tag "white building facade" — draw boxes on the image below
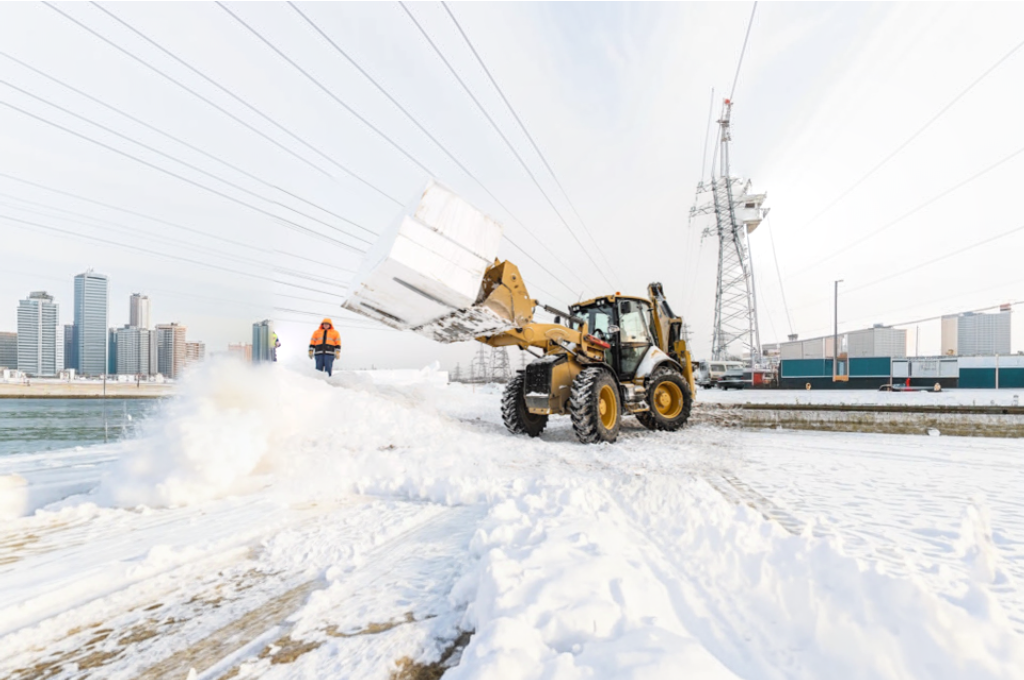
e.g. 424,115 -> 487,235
17,291 -> 61,377
74,271 -> 109,376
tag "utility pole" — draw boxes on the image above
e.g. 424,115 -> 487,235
833,279 -> 843,380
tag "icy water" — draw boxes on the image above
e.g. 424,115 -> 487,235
0,398 -> 160,456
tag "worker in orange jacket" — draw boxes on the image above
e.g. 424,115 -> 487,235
309,318 -> 341,376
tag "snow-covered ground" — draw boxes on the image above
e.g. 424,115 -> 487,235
1,360 -> 1022,679
699,386 -> 1023,407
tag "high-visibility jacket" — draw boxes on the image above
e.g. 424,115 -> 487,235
309,318 -> 342,355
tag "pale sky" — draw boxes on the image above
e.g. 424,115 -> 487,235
2,2 -> 1022,370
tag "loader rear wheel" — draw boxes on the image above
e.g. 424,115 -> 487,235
636,367 -> 693,432
502,371 -> 548,437
570,367 -> 621,444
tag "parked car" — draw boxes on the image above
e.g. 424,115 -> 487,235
717,367 -> 748,390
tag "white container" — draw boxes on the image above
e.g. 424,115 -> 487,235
343,181 -> 509,341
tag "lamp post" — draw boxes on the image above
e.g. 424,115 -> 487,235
833,279 -> 843,380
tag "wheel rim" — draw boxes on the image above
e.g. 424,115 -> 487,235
653,382 -> 683,419
598,384 -> 617,430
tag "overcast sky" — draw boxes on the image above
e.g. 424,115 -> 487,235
2,2 -> 1022,370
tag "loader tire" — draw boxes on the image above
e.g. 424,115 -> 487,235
637,366 -> 692,432
570,367 -> 621,444
502,371 -> 548,437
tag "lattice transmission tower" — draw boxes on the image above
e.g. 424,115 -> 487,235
689,98 -> 768,365
469,344 -> 490,383
489,346 -> 512,383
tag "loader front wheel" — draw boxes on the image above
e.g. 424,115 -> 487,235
637,367 -> 693,431
502,371 -> 548,437
570,367 -> 621,444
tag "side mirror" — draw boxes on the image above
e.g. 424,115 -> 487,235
608,325 -> 620,334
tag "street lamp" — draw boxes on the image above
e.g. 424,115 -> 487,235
833,279 -> 843,381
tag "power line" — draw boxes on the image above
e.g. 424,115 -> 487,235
0,48 -> 376,240
0,194 -> 268,270
0,76 -> 374,248
277,250 -> 354,272
699,88 -> 716,182
791,222 -> 1024,313
793,34 -> 1024,237
218,1 -> 433,176
730,3 -> 758,100
763,215 -> 793,335
440,1 -> 619,280
786,141 -> 1024,281
274,268 -> 346,288
0,97 -> 363,252
271,279 -> 347,299
3,212 -> 268,280
0,171 -> 269,255
45,2 -> 340,181
90,1 -> 404,208
270,2 -> 587,298
843,223 -> 1024,296
400,2 -> 613,289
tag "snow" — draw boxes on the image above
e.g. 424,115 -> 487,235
699,387 -> 1024,407
342,181 -> 508,341
1,359 -> 1023,679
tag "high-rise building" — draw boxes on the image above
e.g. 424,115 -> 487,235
108,328 -> 118,375
228,342 -> 253,362
130,293 -> 151,329
17,291 -> 60,377
0,331 -> 17,369
252,320 -> 274,363
185,341 -> 206,369
74,270 -> 109,376
116,325 -> 157,376
156,323 -> 187,378
941,315 -> 958,356
953,309 -> 1012,357
63,324 -> 78,371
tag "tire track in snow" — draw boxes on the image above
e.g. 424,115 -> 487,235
139,503 -> 483,680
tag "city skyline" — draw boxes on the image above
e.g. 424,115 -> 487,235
1,267 -> 219,377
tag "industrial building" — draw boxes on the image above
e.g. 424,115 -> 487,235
941,308 -> 1011,356
778,354 -> 1023,390
779,325 -> 907,361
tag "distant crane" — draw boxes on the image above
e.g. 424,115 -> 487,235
689,98 -> 768,366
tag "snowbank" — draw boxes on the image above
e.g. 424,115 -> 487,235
2,359 -> 1022,678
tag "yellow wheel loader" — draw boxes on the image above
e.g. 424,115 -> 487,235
340,181 -> 696,444
471,260 -> 695,444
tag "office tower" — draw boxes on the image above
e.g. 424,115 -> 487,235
156,323 -> 187,378
17,291 -> 60,377
228,343 -> 253,362
252,319 -> 274,363
108,328 -> 118,375
74,270 -> 109,376
130,293 -> 151,329
955,309 -> 1012,357
185,341 -> 206,370
116,325 -> 156,376
63,324 -> 77,371
0,331 -> 17,369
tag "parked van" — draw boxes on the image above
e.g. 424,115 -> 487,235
697,360 -> 746,389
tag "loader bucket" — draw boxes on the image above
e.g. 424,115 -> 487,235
342,182 -> 532,343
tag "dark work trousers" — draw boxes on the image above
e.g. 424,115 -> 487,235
315,353 -> 335,376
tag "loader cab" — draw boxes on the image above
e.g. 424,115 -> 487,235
571,296 -> 655,380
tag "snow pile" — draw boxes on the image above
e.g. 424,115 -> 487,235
4,360 -> 1023,678
448,476 -> 1024,679
0,474 -> 28,520
94,358 -> 322,507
